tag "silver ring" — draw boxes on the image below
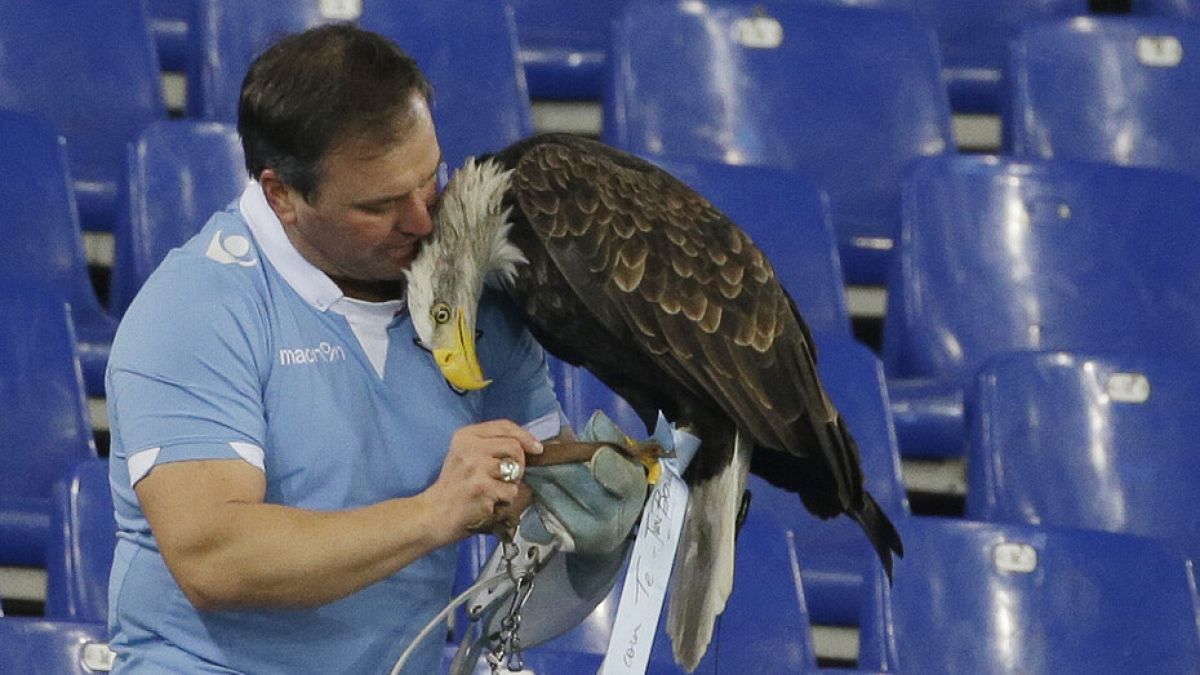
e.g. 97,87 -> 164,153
498,458 -> 522,483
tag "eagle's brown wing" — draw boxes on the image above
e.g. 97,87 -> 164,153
499,134 -> 863,514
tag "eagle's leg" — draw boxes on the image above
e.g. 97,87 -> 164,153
665,429 -> 753,672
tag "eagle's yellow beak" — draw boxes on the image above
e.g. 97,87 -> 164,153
432,307 -> 491,391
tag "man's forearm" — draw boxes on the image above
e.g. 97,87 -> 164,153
167,492 -> 456,611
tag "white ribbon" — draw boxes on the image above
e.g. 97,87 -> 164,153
599,413 -> 700,675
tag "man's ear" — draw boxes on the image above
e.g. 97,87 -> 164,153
259,169 -> 301,226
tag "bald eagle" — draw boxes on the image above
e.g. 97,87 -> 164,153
405,134 -> 902,670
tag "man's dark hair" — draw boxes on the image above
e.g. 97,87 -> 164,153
238,24 -> 434,201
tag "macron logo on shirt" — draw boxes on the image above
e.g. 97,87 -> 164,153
206,231 -> 258,266
279,341 -> 348,366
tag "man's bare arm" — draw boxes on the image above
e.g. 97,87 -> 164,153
136,420 -> 542,611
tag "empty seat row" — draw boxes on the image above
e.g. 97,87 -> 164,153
0,0 -> 531,232
605,5 -> 1200,283
883,155 -> 1200,458
8,518 -> 1196,672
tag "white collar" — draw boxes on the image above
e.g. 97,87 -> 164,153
239,181 -> 345,311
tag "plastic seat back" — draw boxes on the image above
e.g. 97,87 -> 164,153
967,351 -> 1200,561
111,121 -> 246,315
0,281 -> 97,566
860,518 -> 1200,674
605,1 -> 953,284
189,0 -> 531,170
884,154 -> 1200,384
146,0 -> 191,70
509,0 -> 625,100
918,0 -> 1087,112
0,1 -> 165,231
0,111 -> 117,394
45,459 -> 116,623
0,619 -> 113,674
1008,17 -> 1200,178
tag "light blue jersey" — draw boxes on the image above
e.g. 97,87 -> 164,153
106,183 -> 561,674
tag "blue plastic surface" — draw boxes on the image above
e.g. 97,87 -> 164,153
1134,0 -> 1200,17
147,0 -> 191,70
883,154 -> 1200,457
0,619 -> 110,674
510,0 -> 625,100
967,351 -> 1200,561
1007,17 -> 1200,178
111,121 -> 246,316
0,2 -> 165,231
604,1 -> 953,285
0,281 -> 98,567
45,460 -> 115,624
858,518 -> 1200,674
188,0 -> 532,170
918,0 -> 1087,112
0,112 -> 118,395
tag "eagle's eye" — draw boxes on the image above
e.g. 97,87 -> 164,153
431,302 -> 452,325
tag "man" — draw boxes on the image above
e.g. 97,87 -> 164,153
106,25 -> 636,673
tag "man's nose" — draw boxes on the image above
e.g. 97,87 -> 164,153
398,195 -> 434,237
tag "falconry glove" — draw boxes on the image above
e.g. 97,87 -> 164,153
523,412 -> 650,554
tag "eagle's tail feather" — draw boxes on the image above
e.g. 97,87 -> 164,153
850,491 -> 905,581
666,432 -> 752,671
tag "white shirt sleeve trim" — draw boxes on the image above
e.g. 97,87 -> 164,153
126,442 -> 266,486
230,441 -> 267,472
524,410 -> 563,441
127,447 -> 162,486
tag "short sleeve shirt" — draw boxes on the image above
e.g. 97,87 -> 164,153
105,182 -> 561,674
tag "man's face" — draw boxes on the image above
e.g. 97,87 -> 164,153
280,94 -> 444,296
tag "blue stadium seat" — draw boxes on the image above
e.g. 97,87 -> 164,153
858,518 -> 1200,674
146,0 -> 191,70
0,618 -> 112,674
647,158 -> 851,338
604,1 -> 954,285
188,0 -> 532,170
0,281 -> 98,567
918,0 -> 1087,112
0,112 -> 118,395
0,2 -> 165,231
883,154 -> 1200,457
509,0 -> 625,100
513,0 -> 919,101
1007,17 -> 1200,178
966,351 -> 1200,561
111,121 -> 246,316
45,460 -> 115,624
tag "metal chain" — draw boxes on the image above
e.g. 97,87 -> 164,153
486,541 -> 539,673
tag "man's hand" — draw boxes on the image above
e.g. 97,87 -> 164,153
424,419 -> 543,538
524,414 -> 649,554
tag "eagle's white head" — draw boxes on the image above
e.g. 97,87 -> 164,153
404,157 -> 525,391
